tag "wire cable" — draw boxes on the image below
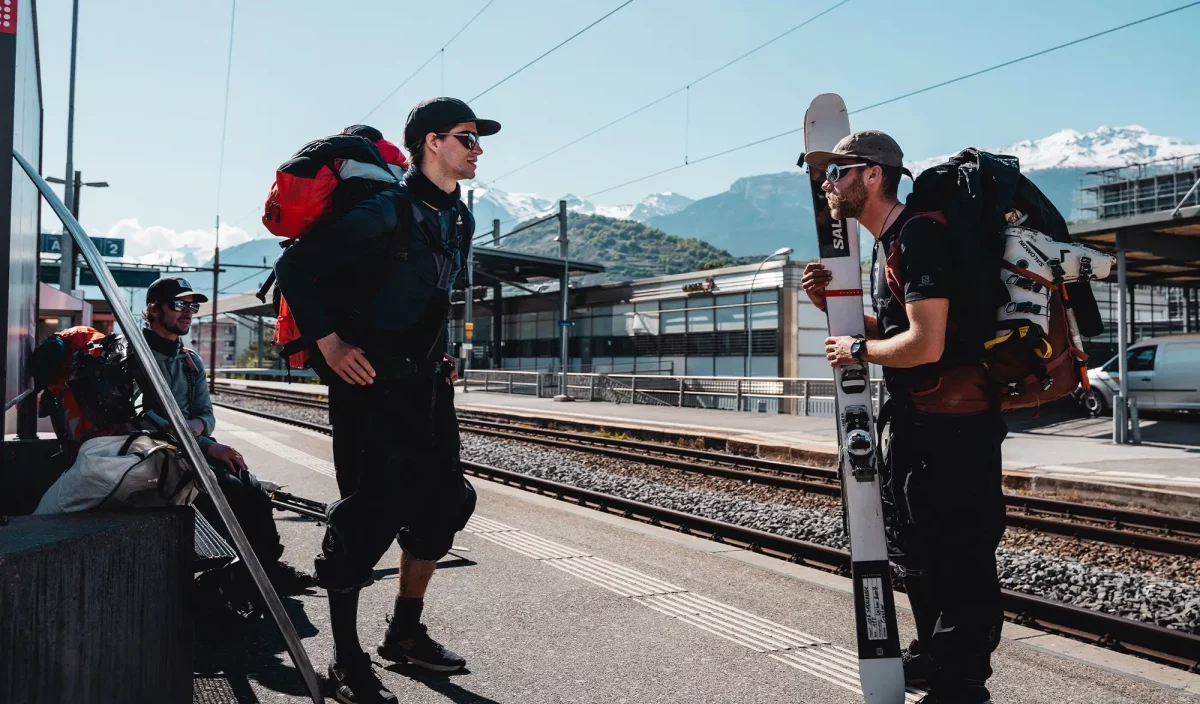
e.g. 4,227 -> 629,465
485,0 -> 851,184
547,1 -> 1200,202
214,0 -> 238,218
359,0 -> 496,123
468,0 -> 637,103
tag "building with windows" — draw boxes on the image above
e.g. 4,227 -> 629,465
189,317 -> 240,369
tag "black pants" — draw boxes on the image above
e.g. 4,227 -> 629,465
883,406 -> 1007,692
314,375 -> 475,591
194,461 -> 284,567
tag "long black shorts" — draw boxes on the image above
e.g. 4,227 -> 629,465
313,376 -> 475,590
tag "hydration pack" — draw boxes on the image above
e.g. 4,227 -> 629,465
891,149 -> 1113,413
258,125 -> 408,369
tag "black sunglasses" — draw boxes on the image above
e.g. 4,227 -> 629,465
436,131 -> 480,150
166,299 -> 201,314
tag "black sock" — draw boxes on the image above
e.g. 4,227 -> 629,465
388,596 -> 424,639
328,589 -> 362,664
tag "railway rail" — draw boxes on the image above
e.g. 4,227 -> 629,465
211,396 -> 1200,672
212,384 -> 1200,558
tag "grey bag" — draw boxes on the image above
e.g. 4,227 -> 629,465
35,432 -> 198,514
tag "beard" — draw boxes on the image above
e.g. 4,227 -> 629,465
167,318 -> 191,336
828,175 -> 867,220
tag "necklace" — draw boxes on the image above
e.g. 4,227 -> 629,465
880,202 -> 903,235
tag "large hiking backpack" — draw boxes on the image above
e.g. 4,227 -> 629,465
892,149 -> 1114,413
258,126 -> 408,369
31,327 -> 141,452
262,125 -> 407,239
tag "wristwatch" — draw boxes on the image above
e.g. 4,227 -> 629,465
850,338 -> 867,362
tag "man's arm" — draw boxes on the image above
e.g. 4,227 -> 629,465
826,298 -> 948,368
188,352 -> 216,436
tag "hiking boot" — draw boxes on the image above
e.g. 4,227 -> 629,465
377,623 -> 466,672
269,560 -> 315,595
326,653 -> 397,704
902,645 -> 934,687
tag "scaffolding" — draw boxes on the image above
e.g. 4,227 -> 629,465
1078,153 -> 1200,220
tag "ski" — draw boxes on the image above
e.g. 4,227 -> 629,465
801,93 -> 905,703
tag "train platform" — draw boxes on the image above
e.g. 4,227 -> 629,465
198,404 -> 1200,703
217,378 -> 1200,503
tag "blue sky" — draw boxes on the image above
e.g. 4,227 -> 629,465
34,0 -> 1200,261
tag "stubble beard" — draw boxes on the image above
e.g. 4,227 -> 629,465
828,177 -> 867,220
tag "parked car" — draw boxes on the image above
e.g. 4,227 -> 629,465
1077,333 -> 1200,416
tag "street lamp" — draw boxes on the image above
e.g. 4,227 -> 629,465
47,172 -> 109,295
746,247 -> 794,385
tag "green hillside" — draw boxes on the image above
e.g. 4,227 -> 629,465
493,212 -> 759,283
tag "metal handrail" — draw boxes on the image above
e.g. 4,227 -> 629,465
13,150 -> 323,702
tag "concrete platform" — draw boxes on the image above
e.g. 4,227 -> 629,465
220,378 -> 1200,499
201,405 -> 1200,703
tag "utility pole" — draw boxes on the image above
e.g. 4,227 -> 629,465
463,190 -> 475,390
58,0 -> 81,297
553,200 -> 572,402
210,215 -> 220,391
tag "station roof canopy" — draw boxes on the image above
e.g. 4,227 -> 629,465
1069,205 -> 1200,287
196,247 -> 605,318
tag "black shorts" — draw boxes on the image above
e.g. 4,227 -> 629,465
314,376 -> 475,590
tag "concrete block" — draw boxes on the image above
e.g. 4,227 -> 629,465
0,508 -> 193,703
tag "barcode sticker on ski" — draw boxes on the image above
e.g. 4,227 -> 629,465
862,576 -> 889,641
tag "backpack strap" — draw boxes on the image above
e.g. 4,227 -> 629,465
883,210 -> 947,304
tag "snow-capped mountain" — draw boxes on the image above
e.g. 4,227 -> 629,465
906,125 -> 1200,175
464,181 -> 692,226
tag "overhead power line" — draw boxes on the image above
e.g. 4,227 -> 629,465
214,0 -> 238,217
487,0 -> 852,184
558,0 -> 1200,201
360,0 -> 496,123
468,0 -> 638,103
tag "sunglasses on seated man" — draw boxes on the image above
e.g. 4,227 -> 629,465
436,130 -> 480,150
166,299 -> 202,314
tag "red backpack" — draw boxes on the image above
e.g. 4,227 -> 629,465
31,327 -> 122,451
259,125 -> 408,368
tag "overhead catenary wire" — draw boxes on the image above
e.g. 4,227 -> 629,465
485,0 -> 852,184
468,0 -> 637,103
213,0 -> 238,220
359,0 -> 496,123
547,0 -> 1200,202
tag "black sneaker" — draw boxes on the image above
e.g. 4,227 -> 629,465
377,623 -> 466,672
269,560 -> 315,595
902,645 -> 934,687
326,654 -> 397,704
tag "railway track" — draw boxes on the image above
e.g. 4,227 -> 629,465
213,384 -> 1200,558
209,398 -> 1200,672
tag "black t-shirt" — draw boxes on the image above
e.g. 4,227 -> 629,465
869,205 -> 971,392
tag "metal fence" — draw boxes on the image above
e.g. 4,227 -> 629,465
462,370 -> 886,416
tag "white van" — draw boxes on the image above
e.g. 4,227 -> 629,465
1081,333 -> 1200,415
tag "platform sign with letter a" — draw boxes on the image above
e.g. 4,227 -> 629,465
41,233 -> 125,258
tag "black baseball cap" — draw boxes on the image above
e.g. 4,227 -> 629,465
146,276 -> 209,304
403,97 -> 500,153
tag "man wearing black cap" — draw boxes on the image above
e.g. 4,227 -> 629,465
802,133 -> 1005,704
141,277 -> 314,596
275,97 -> 499,703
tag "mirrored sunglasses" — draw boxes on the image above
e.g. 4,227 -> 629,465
824,162 -> 870,183
167,299 -> 201,314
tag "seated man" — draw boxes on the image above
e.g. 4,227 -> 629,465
140,276 -> 311,594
